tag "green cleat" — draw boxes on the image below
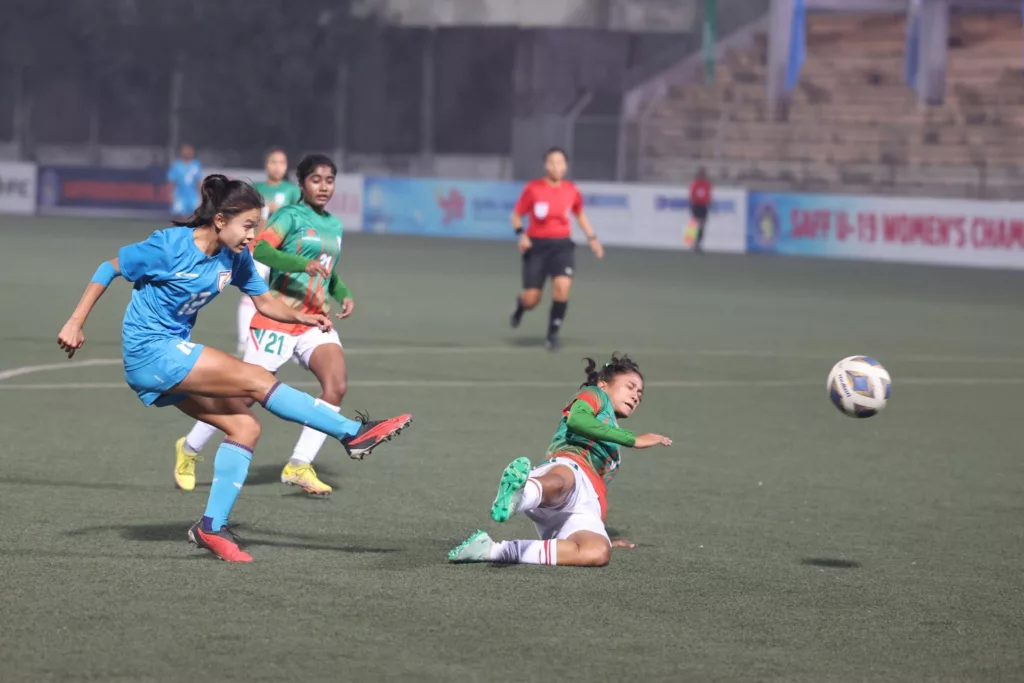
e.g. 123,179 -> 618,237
490,457 -> 532,523
448,530 -> 495,563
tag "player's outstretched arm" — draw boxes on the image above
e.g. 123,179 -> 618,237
250,292 -> 333,333
58,259 -> 121,358
565,398 -> 636,446
632,433 -> 673,449
564,399 -> 672,449
252,240 -> 329,278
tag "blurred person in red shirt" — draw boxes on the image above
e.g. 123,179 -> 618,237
510,148 -> 604,351
689,168 -> 712,252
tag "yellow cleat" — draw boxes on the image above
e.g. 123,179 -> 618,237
174,437 -> 201,492
281,462 -> 333,496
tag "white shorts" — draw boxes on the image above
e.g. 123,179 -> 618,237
524,457 -> 610,545
244,325 -> 342,372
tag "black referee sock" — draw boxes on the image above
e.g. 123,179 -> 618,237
511,296 -> 526,328
548,301 -> 568,340
514,297 -> 525,318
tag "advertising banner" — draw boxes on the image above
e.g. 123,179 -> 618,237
0,162 -> 36,215
748,191 -> 1024,269
37,166 -> 170,218
363,176 -> 748,252
580,182 -> 747,253
326,174 -> 364,232
363,176 -> 520,240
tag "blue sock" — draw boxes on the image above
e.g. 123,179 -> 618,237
261,382 -> 361,439
201,441 -> 253,532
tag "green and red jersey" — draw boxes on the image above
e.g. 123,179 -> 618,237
250,203 -> 343,335
548,386 -> 632,484
545,385 -> 639,519
254,179 -> 302,219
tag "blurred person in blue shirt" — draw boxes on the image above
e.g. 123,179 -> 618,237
167,143 -> 203,220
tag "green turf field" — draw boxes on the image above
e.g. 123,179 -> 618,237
1,215 -> 1022,682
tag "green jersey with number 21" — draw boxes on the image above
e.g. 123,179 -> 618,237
251,202 -> 343,333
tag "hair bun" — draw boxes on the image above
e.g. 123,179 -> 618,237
199,174 -> 228,200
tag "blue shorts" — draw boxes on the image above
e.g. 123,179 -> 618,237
124,339 -> 204,407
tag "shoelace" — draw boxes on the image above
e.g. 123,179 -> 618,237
220,524 -> 244,546
177,454 -> 203,474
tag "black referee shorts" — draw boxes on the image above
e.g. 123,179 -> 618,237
691,204 -> 709,222
522,238 -> 575,290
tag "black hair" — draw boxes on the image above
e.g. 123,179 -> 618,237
545,147 -> 569,162
173,174 -> 263,228
581,352 -> 643,388
296,153 -> 338,186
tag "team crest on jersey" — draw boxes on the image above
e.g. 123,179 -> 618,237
534,202 -> 549,219
217,270 -> 231,292
274,192 -> 286,205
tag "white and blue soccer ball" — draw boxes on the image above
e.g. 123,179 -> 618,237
827,356 -> 891,418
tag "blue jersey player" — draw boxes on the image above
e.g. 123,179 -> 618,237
167,143 -> 203,220
58,175 -> 413,563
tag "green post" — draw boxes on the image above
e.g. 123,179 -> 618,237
702,0 -> 717,84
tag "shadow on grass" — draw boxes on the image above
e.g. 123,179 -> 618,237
801,557 -> 861,569
0,476 -> 168,493
67,522 -> 398,554
503,336 -> 548,349
0,470 -> 334,494
0,547 -> 206,562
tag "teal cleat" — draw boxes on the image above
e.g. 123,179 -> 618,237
448,530 -> 495,563
490,457 -> 532,523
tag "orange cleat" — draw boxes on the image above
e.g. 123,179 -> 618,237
187,520 -> 253,563
340,412 -> 412,460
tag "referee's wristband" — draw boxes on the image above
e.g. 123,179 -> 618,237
587,235 -> 599,242
514,227 -> 524,236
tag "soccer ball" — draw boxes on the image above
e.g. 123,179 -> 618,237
827,356 -> 891,418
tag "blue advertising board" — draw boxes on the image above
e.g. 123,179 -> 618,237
362,176 -> 521,240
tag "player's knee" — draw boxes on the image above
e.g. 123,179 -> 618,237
580,543 -> 611,567
244,365 -> 278,400
541,466 -> 576,501
320,376 -> 347,406
225,414 -> 262,445
521,291 -> 541,309
243,416 -> 263,443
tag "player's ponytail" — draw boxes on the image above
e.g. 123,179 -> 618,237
580,353 -> 643,388
582,357 -> 602,387
174,174 -> 264,229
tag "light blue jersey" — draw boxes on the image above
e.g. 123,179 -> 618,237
118,227 -> 268,405
167,159 -> 203,216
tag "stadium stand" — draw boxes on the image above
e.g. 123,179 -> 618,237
639,12 -> 1024,198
